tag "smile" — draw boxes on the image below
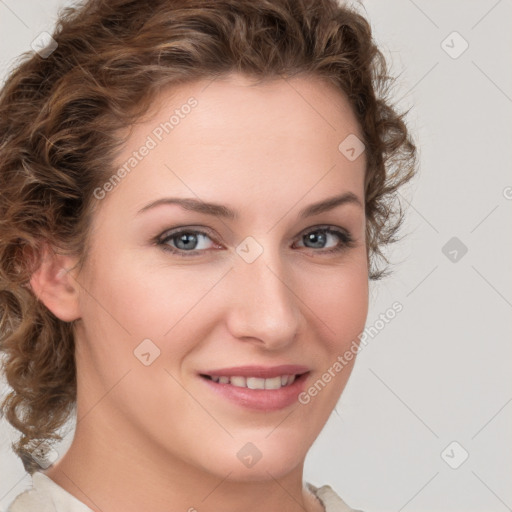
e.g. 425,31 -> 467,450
198,365 -> 310,411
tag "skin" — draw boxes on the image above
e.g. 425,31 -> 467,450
32,73 -> 369,512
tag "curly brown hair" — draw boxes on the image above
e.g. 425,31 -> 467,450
0,0 -> 416,474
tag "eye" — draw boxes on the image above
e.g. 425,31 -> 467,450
154,225 -> 355,257
294,226 -> 354,254
156,228 -> 220,257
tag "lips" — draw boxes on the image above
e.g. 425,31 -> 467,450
198,365 -> 310,411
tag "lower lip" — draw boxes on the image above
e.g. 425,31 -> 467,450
200,374 -> 309,411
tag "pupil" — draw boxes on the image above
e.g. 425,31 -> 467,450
306,232 -> 326,249
177,233 -> 197,250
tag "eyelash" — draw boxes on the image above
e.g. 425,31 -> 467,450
154,225 -> 355,258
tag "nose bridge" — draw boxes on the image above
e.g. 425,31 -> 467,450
227,241 -> 300,347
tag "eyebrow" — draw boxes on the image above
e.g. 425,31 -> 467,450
136,192 -> 363,220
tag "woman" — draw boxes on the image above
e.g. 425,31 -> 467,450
0,0 -> 416,511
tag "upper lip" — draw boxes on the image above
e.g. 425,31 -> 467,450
199,365 -> 310,379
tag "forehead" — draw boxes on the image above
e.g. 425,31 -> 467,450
150,72 -> 363,142
101,73 -> 366,219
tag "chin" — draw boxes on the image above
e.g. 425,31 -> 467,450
195,431 -> 312,482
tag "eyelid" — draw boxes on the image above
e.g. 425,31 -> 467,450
157,225 -> 216,241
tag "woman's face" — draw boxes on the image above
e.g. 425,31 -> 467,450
72,73 -> 368,481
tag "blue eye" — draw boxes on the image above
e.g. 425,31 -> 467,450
155,225 -> 354,257
296,227 -> 354,253
157,229 -> 218,256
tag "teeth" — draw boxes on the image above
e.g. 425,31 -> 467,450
247,377 -> 265,390
265,376 -> 282,390
230,376 -> 246,388
208,374 -> 299,389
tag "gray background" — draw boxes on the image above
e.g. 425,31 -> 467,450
1,1 -> 511,511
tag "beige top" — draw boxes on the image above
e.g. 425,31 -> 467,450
7,472 -> 363,512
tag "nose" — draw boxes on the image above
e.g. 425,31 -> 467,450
225,245 -> 301,351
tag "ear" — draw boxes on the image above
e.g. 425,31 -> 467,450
29,243 -> 81,322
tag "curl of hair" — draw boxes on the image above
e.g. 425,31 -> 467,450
0,0 -> 416,473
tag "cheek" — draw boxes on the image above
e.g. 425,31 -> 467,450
300,259 -> 368,410
303,255 -> 369,348
78,248 -> 222,358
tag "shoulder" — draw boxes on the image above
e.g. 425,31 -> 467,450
7,473 -> 55,512
7,472 -> 93,512
306,482 -> 365,512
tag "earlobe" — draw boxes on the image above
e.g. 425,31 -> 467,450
29,243 -> 81,322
